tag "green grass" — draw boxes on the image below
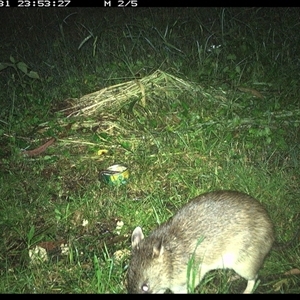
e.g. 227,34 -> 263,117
0,7 -> 300,293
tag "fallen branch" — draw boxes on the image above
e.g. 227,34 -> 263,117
22,137 -> 56,157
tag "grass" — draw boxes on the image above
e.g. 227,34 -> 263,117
0,7 -> 300,293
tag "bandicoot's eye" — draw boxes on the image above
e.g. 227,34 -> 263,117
141,282 -> 149,293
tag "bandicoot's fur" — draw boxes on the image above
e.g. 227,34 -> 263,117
127,190 -> 275,294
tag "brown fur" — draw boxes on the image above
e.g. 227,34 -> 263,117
127,190 -> 275,294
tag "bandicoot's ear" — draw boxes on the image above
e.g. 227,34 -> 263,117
152,238 -> 164,258
131,226 -> 144,249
